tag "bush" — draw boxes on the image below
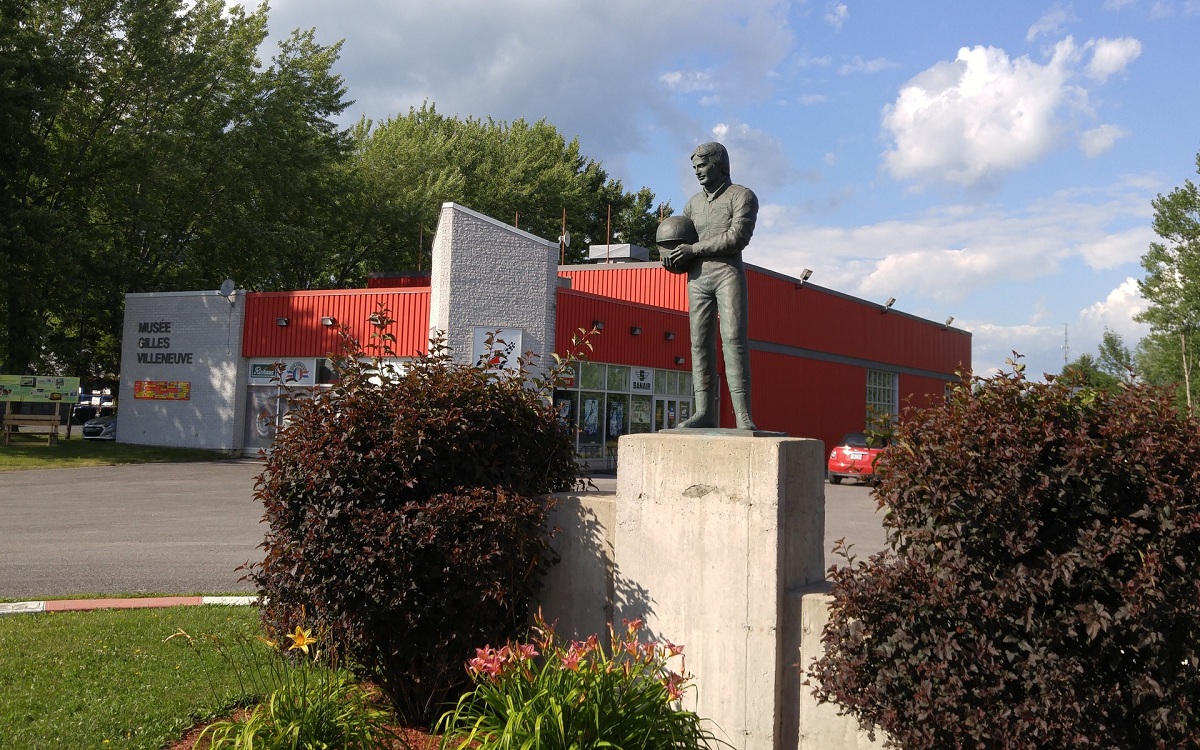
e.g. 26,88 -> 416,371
436,614 -> 723,749
250,326 -> 581,724
808,362 -> 1200,748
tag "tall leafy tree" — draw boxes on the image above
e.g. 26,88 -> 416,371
0,0 -> 351,379
1136,152 -> 1200,414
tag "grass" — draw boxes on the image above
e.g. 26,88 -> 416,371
0,605 -> 262,749
0,432 -> 229,472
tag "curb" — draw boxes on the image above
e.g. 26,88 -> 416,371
0,595 -> 257,616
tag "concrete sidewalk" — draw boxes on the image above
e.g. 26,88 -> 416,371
0,594 -> 256,616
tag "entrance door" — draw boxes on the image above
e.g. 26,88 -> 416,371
654,398 -> 686,430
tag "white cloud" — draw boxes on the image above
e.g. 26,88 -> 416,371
1085,37 -> 1142,81
798,93 -> 828,105
881,40 -> 1084,187
660,70 -> 718,93
708,121 -> 797,191
825,2 -> 849,29
1078,278 -> 1150,340
1103,0 -> 1137,8
1027,5 -> 1077,42
838,56 -> 899,75
1080,124 -> 1129,157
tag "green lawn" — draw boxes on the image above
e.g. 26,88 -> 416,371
0,605 -> 262,749
0,433 -> 229,472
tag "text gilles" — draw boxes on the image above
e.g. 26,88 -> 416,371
135,321 -> 194,365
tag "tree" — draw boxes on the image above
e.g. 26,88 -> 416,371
0,0 -> 352,380
1095,328 -> 1135,384
1135,152 -> 1200,414
351,104 -> 670,270
1060,352 -> 1121,390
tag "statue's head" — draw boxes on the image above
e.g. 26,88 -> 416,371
690,142 -> 731,189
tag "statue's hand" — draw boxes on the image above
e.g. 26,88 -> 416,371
667,244 -> 697,267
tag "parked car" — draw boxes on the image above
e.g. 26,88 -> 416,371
81,415 -> 117,440
827,432 -> 886,484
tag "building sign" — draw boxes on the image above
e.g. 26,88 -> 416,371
0,375 -> 81,403
133,380 -> 191,400
472,327 -> 524,372
248,359 -> 316,386
631,368 -> 653,393
134,320 -> 195,365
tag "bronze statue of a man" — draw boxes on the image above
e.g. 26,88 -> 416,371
661,142 -> 758,430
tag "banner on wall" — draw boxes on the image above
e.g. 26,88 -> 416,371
0,375 -> 80,403
134,380 -> 191,400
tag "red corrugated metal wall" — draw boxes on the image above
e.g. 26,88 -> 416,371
559,266 -> 689,312
243,289 -> 431,358
555,289 -> 692,371
748,350 -> 866,451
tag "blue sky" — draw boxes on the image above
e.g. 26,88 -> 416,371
256,0 -> 1200,380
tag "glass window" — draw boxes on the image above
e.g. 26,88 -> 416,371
578,391 -> 605,458
629,395 -> 653,434
866,370 -> 898,424
679,372 -> 692,398
553,390 -> 577,433
667,370 -> 679,395
654,369 -> 667,395
605,393 -> 629,456
555,361 -> 580,390
607,365 -> 630,392
580,363 -> 606,390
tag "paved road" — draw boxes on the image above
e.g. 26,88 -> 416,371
0,462 -> 887,599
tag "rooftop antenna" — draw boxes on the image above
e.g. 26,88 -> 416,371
1063,324 -> 1069,368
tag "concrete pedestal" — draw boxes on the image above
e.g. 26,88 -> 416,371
614,432 -> 826,750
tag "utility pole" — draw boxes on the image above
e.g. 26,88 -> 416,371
1062,324 -> 1069,368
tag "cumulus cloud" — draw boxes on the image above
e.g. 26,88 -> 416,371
1080,124 -> 1128,157
825,2 -> 849,29
708,121 -> 798,191
880,34 -> 1141,188
881,40 -> 1083,187
1085,37 -> 1142,81
1078,277 -> 1150,339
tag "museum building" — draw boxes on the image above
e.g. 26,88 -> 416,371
116,202 -> 971,459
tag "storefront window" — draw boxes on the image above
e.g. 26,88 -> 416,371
629,395 -> 653,434
667,370 -> 679,395
578,391 -> 605,458
654,369 -> 667,395
554,390 -> 577,432
580,363 -> 606,391
607,365 -> 630,392
605,393 -> 628,457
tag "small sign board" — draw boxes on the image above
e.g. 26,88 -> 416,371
248,359 -> 316,387
134,380 -> 191,400
0,375 -> 81,403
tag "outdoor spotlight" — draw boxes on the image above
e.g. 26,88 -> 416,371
592,320 -> 605,331
630,326 -> 643,336
664,331 -> 676,341
944,316 -> 955,328
801,268 -> 813,281
320,316 -> 336,327
882,297 -> 896,313
675,356 -> 686,365
275,317 -> 289,327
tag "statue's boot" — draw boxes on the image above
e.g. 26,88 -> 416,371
730,390 -> 757,431
678,390 -> 715,428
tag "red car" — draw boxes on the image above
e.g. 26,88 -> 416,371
827,432 -> 886,484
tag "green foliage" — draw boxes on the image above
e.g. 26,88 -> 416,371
352,102 -> 671,270
1059,352 -> 1121,390
436,615 -> 723,750
1136,151 -> 1200,413
250,326 -> 581,724
809,362 -> 1200,749
169,625 -> 401,750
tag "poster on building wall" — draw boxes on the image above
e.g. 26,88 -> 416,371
0,375 -> 80,403
472,327 -> 524,372
133,380 -> 191,400
248,359 -> 316,386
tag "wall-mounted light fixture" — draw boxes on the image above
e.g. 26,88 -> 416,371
882,297 -> 896,314
675,356 -> 686,365
630,326 -> 643,336
795,268 -> 814,289
275,317 -> 289,327
320,316 -> 337,327
592,320 -> 605,331
943,316 -> 955,329
664,331 -> 675,341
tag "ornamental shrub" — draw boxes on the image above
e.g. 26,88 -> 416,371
808,361 -> 1200,749
250,324 -> 581,724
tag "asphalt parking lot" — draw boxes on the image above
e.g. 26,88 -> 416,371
0,461 -> 887,599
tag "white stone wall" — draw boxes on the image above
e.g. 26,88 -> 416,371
118,291 -> 247,452
429,203 -> 558,374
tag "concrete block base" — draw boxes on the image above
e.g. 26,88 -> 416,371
614,432 -> 825,750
